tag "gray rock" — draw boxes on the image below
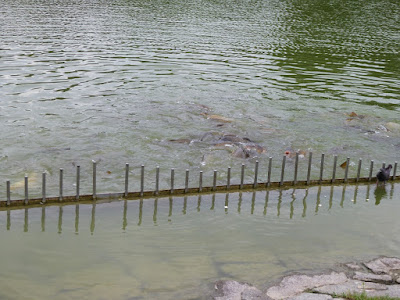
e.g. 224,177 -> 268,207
242,287 -> 270,300
364,257 -> 400,275
288,292 -> 333,300
385,122 -> 400,132
368,285 -> 400,298
214,280 -> 268,300
213,257 -> 400,300
353,271 -> 392,283
313,279 -> 388,296
266,272 -> 348,300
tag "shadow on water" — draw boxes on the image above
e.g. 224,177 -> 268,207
374,185 -> 388,206
3,183 -> 395,233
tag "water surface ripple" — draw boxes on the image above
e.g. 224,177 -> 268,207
0,0 -> 399,198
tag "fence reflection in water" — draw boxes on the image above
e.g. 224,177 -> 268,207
2,183 -> 396,233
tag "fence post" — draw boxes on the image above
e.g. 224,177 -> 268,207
155,166 -> 160,195
254,161 -> 259,188
213,170 -> 217,191
6,180 -> 11,206
124,163 -> 129,197
280,155 -> 286,186
76,166 -> 80,200
332,155 -> 337,183
42,172 -> 46,204
307,152 -> 313,185
227,167 -> 231,190
59,168 -> 64,201
356,159 -> 362,182
93,161 -> 97,200
24,175 -> 29,205
185,169 -> 189,193
199,171 -> 203,192
240,164 -> 245,189
319,153 -> 325,184
294,152 -> 299,185
170,168 -> 174,194
140,165 -> 145,197
344,158 -> 350,183
369,160 -> 374,182
267,157 -> 272,187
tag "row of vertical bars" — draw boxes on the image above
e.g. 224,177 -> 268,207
8,181 -> 394,233
4,153 -> 399,206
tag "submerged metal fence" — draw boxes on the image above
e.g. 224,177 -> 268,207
1,152 -> 399,208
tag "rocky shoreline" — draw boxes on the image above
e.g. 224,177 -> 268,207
213,257 -> 400,299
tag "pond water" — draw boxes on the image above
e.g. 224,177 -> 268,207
0,0 -> 399,199
0,183 -> 399,299
0,0 -> 400,299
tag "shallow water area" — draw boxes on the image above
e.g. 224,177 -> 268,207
0,183 -> 400,299
0,0 -> 400,199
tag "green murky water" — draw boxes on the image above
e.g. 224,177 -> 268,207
0,0 -> 400,298
1,184 -> 400,299
0,0 -> 399,198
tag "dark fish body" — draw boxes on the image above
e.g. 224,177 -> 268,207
232,147 -> 251,159
171,132 -> 267,160
376,164 -> 392,184
168,139 -> 192,144
219,134 -> 252,143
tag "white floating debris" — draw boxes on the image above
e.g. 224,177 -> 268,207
318,204 -> 322,207
351,199 -> 354,202
224,206 -> 228,208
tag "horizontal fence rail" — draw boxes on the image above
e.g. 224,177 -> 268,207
1,153 -> 398,208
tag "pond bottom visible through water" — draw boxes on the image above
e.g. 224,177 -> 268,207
0,183 -> 399,300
